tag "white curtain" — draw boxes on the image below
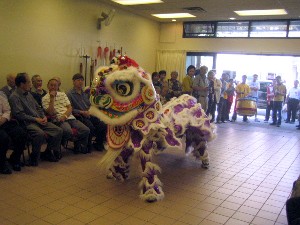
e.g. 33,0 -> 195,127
156,50 -> 187,82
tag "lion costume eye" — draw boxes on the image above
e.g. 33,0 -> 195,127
115,81 -> 133,96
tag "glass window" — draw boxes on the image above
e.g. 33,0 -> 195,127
250,21 -> 288,37
183,22 -> 216,37
288,21 -> 300,37
216,21 -> 249,37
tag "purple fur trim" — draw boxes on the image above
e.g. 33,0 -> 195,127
174,124 -> 182,134
187,98 -> 196,107
131,130 -> 143,148
193,108 -> 203,118
165,128 -> 180,146
154,185 -> 161,194
120,148 -> 134,162
173,104 -> 184,114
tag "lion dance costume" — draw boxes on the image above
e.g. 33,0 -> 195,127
89,56 -> 216,202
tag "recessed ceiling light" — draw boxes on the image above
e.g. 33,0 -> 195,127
234,9 -> 287,16
172,19 -> 176,22
112,0 -> 163,5
229,17 -> 236,20
152,13 -> 196,18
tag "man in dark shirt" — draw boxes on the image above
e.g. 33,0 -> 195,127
67,73 -> 106,151
30,74 -> 47,107
0,91 -> 27,174
0,73 -> 16,98
9,73 -> 63,165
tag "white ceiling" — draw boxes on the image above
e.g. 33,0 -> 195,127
100,0 -> 300,22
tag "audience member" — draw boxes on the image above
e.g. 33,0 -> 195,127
0,73 -> 16,98
67,74 -> 106,151
182,65 -> 195,95
165,71 -> 182,101
42,78 -> 90,154
206,71 -> 221,123
285,80 -> 300,124
270,76 -> 286,127
192,66 -> 209,111
225,78 -> 235,121
0,91 -> 27,174
231,75 -> 251,122
9,73 -> 63,165
264,79 -> 276,122
159,70 -> 168,98
51,76 -> 63,91
216,73 -> 229,123
152,72 -> 162,90
248,74 -> 260,122
31,74 -> 47,107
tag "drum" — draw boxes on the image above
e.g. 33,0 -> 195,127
236,98 -> 257,116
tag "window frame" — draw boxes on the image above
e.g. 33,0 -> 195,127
183,19 -> 300,39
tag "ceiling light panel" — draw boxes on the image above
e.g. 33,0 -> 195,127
234,9 -> 287,16
112,0 -> 163,5
152,13 -> 196,18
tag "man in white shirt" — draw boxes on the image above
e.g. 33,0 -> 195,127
248,74 -> 261,122
42,78 -> 90,154
285,80 -> 300,124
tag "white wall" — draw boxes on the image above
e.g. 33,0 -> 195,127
0,0 -> 160,90
159,22 -> 300,55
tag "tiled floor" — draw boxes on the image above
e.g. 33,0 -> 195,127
0,117 -> 299,225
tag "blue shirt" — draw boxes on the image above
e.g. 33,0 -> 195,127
67,88 -> 91,115
9,88 -> 45,123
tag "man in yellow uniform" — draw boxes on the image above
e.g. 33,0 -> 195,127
270,76 -> 286,127
182,65 -> 195,95
231,75 -> 251,122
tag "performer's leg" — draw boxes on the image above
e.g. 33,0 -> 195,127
139,141 -> 164,202
108,148 -> 134,181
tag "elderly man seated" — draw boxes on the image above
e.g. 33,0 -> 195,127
67,73 -> 107,151
42,78 -> 90,154
0,91 -> 27,174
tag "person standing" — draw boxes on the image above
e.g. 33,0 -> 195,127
225,78 -> 235,121
270,76 -> 286,127
216,73 -> 229,123
158,70 -> 167,98
264,79 -> 276,122
9,73 -> 63,165
182,65 -> 195,95
231,75 -> 251,122
192,66 -> 209,111
285,80 -> 300,124
248,74 -> 260,122
206,71 -> 221,123
165,71 -> 182,101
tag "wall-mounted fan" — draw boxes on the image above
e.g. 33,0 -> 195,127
97,9 -> 115,30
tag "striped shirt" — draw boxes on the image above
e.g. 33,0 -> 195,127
42,92 -> 75,120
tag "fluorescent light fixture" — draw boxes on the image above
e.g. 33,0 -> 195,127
112,0 -> 163,5
172,19 -> 176,22
229,17 -> 236,20
234,9 -> 287,16
152,13 -> 196,18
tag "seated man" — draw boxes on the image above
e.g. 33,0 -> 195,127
9,73 -> 63,165
42,78 -> 90,154
0,73 -> 16,98
67,73 -> 107,151
30,74 -> 47,107
0,91 -> 27,174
